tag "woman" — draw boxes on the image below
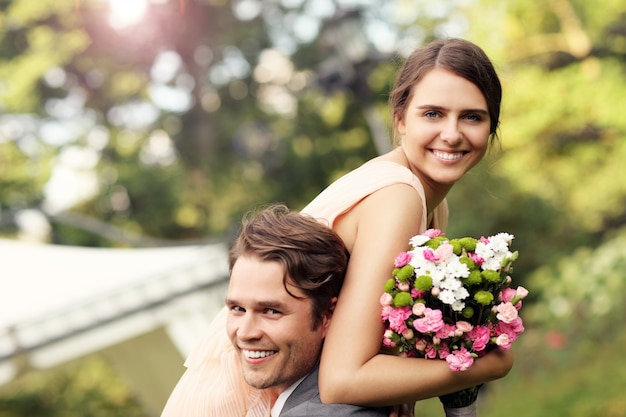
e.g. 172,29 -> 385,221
301,37 -> 512,416
160,38 -> 513,417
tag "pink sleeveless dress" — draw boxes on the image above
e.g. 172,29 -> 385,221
160,160 -> 448,417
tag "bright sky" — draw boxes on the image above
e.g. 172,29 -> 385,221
107,0 -> 150,29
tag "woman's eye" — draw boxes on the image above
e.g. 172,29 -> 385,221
464,113 -> 482,122
424,111 -> 439,118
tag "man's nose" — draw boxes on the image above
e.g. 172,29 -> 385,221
237,313 -> 263,341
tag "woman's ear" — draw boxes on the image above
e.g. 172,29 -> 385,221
395,113 -> 406,136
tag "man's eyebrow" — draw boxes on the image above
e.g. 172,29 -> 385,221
225,298 -> 288,310
256,300 -> 289,309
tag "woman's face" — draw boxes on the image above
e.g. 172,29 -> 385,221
396,68 -> 491,191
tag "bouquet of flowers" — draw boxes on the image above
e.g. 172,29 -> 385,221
380,229 -> 527,409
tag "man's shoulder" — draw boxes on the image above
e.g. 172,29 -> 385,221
281,400 -> 388,417
280,369 -> 387,417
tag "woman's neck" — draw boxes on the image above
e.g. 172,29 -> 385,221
381,147 -> 452,215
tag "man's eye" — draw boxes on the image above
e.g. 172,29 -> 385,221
266,309 -> 281,316
230,306 -> 245,313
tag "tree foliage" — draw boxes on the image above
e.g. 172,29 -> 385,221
1,0 -> 626,414
0,355 -> 146,417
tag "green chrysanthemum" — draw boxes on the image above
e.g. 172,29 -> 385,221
462,269 -> 482,286
461,306 -> 475,319
424,236 -> 448,250
393,264 -> 414,282
414,274 -> 433,291
449,239 -> 463,255
474,290 -> 494,306
384,278 -> 396,293
459,256 -> 476,270
481,270 -> 501,283
393,292 -> 412,307
459,237 -> 477,252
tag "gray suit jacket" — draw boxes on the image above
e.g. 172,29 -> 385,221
279,367 -> 388,417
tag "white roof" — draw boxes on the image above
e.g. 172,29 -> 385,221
0,238 -> 229,330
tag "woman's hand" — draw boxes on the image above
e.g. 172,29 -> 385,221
476,348 -> 515,380
388,403 -> 415,417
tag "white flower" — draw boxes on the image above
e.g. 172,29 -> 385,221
454,287 -> 470,301
438,289 -> 458,306
409,234 -> 431,247
440,276 -> 462,291
481,256 -> 504,271
476,234 -> 514,272
444,257 -> 470,279
451,299 -> 466,312
490,233 -> 514,247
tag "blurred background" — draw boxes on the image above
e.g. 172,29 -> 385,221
1,0 -> 625,416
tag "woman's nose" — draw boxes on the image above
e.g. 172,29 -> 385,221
440,121 -> 462,145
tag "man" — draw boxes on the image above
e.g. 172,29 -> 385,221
225,205 -> 387,417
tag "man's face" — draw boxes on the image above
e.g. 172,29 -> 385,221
226,254 -> 331,396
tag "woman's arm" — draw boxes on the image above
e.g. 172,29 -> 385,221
318,184 -> 513,406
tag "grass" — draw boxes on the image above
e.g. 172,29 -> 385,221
415,322 -> 626,417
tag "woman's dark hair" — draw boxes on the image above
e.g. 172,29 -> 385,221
389,38 -> 502,144
229,204 -> 349,329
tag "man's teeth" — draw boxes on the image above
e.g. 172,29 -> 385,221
433,150 -> 463,161
243,350 -> 275,359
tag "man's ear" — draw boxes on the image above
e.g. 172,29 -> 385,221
321,297 -> 338,337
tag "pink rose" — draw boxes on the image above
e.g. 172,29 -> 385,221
411,288 -> 426,298
424,229 -> 442,238
412,303 -> 426,316
381,305 -> 392,321
499,288 -> 517,303
382,337 -> 396,348
437,342 -> 450,359
496,302 -> 519,323
413,308 -> 444,333
387,306 -> 411,333
379,293 -> 393,307
394,252 -> 413,268
423,249 -> 437,261
436,323 -> 457,339
414,338 -> 427,351
468,325 -> 491,352
496,317 -> 525,338
425,343 -> 438,359
509,317 -> 525,334
433,242 -> 454,261
499,287 -> 527,309
402,328 -> 414,340
446,347 -> 474,371
495,333 -> 512,349
456,321 -> 473,334
516,286 -> 529,299
397,281 -> 410,292
469,252 -> 484,266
